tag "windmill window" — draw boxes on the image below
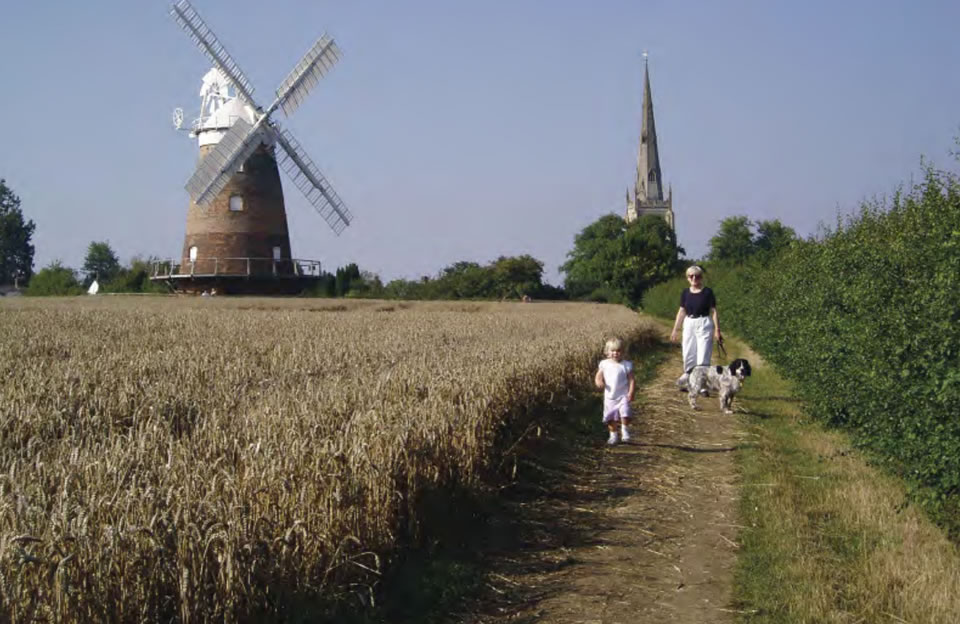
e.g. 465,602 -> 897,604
189,246 -> 198,262
272,246 -> 282,261
229,195 -> 244,211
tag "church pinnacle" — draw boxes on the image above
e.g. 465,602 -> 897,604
637,58 -> 662,202
626,55 -> 674,229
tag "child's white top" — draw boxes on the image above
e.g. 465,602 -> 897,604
598,359 -> 633,400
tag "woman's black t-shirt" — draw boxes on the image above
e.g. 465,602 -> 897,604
680,287 -> 716,318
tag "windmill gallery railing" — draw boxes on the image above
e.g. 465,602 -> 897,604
151,257 -> 324,279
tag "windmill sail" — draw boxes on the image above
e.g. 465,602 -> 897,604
170,0 -> 257,105
274,127 -> 353,234
275,35 -> 341,118
170,0 -> 354,236
186,118 -> 263,205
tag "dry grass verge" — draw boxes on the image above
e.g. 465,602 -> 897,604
734,342 -> 960,623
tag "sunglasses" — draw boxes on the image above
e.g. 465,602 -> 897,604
687,274 -> 702,280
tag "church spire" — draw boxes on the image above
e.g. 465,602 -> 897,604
626,53 -> 674,229
635,54 -> 663,203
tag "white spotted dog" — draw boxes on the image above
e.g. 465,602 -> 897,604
686,358 -> 752,414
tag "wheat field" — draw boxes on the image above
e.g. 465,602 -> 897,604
0,296 -> 654,622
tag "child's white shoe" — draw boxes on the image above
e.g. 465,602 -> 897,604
620,427 -> 630,442
607,431 -> 619,445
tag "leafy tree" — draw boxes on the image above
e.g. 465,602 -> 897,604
617,215 -> 685,302
382,278 -> 423,300
754,219 -> 798,262
491,255 -> 544,299
441,261 -> 495,299
103,256 -> 169,293
706,216 -> 798,266
442,261 -> 482,277
334,263 -> 361,296
561,214 -> 628,300
26,261 -> 82,296
561,214 -> 683,305
303,271 -> 337,297
82,241 -> 121,285
533,282 -> 567,301
345,270 -> 384,298
708,216 -> 755,264
378,254 -> 558,301
0,179 -> 36,285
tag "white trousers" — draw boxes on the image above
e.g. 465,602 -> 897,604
682,315 -> 714,374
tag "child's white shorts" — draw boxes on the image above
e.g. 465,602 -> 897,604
602,395 -> 630,423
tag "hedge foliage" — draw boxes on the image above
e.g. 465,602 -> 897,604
644,167 -> 960,533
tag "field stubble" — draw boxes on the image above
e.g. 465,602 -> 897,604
0,297 -> 654,622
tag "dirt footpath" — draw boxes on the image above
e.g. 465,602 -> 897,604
462,343 -> 747,624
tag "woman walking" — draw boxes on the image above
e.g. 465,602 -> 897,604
670,265 -> 722,388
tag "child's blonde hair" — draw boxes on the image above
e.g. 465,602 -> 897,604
604,337 -> 624,356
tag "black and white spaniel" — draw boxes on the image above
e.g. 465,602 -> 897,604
684,358 -> 751,414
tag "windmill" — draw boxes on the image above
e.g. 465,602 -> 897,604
153,0 -> 353,294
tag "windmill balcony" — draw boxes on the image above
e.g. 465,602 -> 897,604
151,257 -> 323,278
149,257 -> 328,295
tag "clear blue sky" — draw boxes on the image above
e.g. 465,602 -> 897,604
2,0 -> 958,285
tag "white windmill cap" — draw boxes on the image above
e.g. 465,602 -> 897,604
200,68 -> 231,97
200,97 -> 257,132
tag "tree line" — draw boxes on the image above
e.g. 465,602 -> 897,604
2,176 -> 792,303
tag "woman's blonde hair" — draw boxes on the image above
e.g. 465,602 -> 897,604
685,265 -> 704,277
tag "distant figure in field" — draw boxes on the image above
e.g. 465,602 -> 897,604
670,265 -> 722,390
522,294 -> 532,303
594,337 -> 635,445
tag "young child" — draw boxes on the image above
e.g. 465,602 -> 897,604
594,337 -> 635,445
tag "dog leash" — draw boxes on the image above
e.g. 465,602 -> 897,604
716,335 -> 728,360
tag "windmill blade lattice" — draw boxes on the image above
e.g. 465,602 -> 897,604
186,118 -> 263,205
274,126 -> 353,235
275,35 -> 341,118
171,0 -> 353,236
171,0 -> 257,105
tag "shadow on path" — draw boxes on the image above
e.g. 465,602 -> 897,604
638,442 -> 739,453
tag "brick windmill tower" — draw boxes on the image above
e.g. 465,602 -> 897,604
154,0 -> 353,294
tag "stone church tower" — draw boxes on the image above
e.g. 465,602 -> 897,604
625,58 -> 674,229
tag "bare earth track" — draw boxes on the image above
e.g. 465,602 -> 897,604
460,333 -> 747,624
